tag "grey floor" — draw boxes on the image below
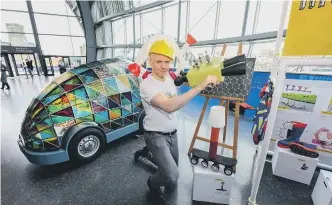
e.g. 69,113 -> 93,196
1,76 -> 318,205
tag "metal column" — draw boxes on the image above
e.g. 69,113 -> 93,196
26,0 -> 48,76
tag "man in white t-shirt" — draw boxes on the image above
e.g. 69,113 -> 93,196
139,40 -> 218,200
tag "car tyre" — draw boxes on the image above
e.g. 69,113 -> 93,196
68,127 -> 106,164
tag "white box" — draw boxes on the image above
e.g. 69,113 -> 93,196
193,163 -> 234,204
312,170 -> 332,205
272,145 -> 318,185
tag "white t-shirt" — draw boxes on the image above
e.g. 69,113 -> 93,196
139,73 -> 178,132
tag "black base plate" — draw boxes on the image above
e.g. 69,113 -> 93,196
191,148 -> 237,167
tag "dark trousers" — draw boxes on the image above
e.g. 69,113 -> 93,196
1,82 -> 10,89
143,132 -> 179,188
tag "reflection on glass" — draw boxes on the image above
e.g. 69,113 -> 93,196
0,33 -> 36,47
250,40 -> 276,71
1,11 -> 33,33
71,37 -> 86,56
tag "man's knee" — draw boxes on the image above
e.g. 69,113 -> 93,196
165,169 -> 179,186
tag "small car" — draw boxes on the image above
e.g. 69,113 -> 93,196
17,58 -> 145,165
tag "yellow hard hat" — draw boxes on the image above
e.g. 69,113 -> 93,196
149,40 -> 174,60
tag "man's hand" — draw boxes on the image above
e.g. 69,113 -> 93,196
196,75 -> 220,91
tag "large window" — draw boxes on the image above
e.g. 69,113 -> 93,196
141,9 -> 162,41
1,11 -> 33,33
164,4 -> 178,39
217,1 -> 246,38
32,0 -> 85,57
188,1 -> 217,41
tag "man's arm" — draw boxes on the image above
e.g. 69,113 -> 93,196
151,75 -> 219,113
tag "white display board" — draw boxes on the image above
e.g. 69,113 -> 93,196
271,78 -> 332,165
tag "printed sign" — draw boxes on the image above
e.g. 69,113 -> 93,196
283,0 -> 332,56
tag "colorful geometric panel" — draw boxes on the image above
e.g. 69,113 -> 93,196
76,115 -> 94,123
31,137 -> 43,150
72,101 -> 92,118
95,97 -> 108,109
122,104 -> 132,117
121,94 -> 131,106
51,115 -> 75,124
86,80 -> 106,96
122,92 -> 132,102
42,86 -> 64,105
43,137 -> 60,149
131,92 -> 141,105
53,106 -> 74,117
39,127 -> 56,140
36,117 -> 53,131
108,67 -> 122,76
85,86 -> 104,100
28,126 -> 39,136
109,94 -> 121,105
91,101 -> 107,113
54,119 -> 76,128
94,65 -> 113,79
47,95 -> 70,114
67,87 -> 89,106
128,76 -> 139,90
109,108 -> 121,120
101,121 -> 111,131
94,110 -> 109,123
78,70 -> 99,84
61,76 -> 83,92
108,98 -> 120,109
31,101 -> 44,118
53,71 -> 75,85
33,108 -> 48,122
133,104 -> 142,113
38,82 -> 57,100
28,98 -> 41,113
103,77 -> 119,95
29,120 -> 37,130
70,66 -> 91,75
116,75 -> 131,93
132,90 -> 140,100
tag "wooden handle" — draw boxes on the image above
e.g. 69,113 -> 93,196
221,43 -> 227,56
237,42 -> 243,55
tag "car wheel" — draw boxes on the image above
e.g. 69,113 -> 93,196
68,127 -> 106,164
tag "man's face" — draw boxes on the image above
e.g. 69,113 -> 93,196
148,53 -> 172,79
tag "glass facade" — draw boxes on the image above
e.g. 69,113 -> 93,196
92,0 -> 296,71
0,0 -> 86,75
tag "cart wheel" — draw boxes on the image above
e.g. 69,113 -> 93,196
224,167 -> 233,176
211,163 -> 219,172
190,156 -> 199,165
201,160 -> 208,168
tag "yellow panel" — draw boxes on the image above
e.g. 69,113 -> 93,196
283,1 -> 332,56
